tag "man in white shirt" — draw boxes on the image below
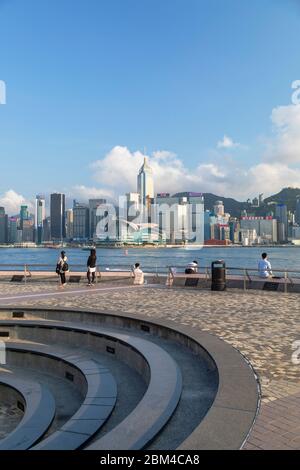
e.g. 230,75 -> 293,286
133,263 -> 145,285
258,253 -> 273,278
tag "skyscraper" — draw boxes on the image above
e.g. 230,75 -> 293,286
275,203 -> 288,241
137,157 -> 154,207
35,195 -> 46,244
0,207 -> 8,244
295,197 -> 300,225
73,202 -> 90,240
66,209 -> 74,240
50,193 -> 66,241
89,199 -> 106,240
20,205 -> 29,230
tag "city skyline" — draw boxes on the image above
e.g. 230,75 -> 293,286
1,1 -> 300,211
1,156 -> 299,246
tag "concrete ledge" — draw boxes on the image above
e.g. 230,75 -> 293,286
0,306 -> 260,449
0,374 -> 55,450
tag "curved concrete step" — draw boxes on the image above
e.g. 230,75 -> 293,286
0,374 -> 55,450
0,319 -> 183,450
2,342 -> 117,450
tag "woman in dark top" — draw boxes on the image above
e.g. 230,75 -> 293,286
87,248 -> 97,286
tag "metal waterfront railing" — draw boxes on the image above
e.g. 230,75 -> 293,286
165,264 -> 300,293
0,262 -> 300,293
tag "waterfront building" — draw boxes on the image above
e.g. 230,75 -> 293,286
156,192 -> 204,244
35,195 -> 46,245
118,193 -> 140,242
22,219 -> 35,243
73,202 -> 90,241
292,226 -> 300,240
240,228 -> 258,246
240,217 -> 277,243
50,193 -> 66,241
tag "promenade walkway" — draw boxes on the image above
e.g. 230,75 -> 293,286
0,282 -> 299,450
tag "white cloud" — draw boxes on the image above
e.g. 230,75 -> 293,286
0,190 -> 33,215
88,143 -> 300,201
217,135 -> 240,149
79,98 -> 300,201
265,104 -> 300,163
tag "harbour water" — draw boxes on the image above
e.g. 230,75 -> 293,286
0,246 -> 300,274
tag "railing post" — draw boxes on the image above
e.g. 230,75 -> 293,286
244,269 -> 247,291
24,264 -> 27,285
284,270 -> 288,294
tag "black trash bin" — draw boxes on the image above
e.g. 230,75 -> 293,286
211,260 -> 226,291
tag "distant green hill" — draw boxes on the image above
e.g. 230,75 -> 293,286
203,187 -> 300,217
203,193 -> 251,218
263,187 -> 300,212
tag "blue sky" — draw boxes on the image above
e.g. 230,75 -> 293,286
1,0 -> 300,211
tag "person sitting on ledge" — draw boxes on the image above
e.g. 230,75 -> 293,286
185,260 -> 198,274
133,263 -> 145,285
258,252 -> 273,278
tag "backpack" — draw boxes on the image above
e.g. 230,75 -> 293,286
62,262 -> 69,272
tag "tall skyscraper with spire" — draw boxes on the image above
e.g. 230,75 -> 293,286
137,157 -> 154,206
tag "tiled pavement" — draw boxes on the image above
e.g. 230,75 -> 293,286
0,282 -> 299,450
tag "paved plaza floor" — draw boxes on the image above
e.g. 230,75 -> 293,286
0,282 -> 299,450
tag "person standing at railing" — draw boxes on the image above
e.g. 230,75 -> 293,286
133,263 -> 144,285
56,251 -> 69,287
258,253 -> 273,278
87,248 -> 97,286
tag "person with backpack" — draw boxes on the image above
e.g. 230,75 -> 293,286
87,248 -> 97,286
56,251 -> 69,287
